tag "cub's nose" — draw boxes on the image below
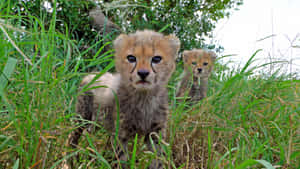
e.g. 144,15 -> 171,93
198,68 -> 202,73
137,69 -> 150,80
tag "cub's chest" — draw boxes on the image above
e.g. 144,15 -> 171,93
119,95 -> 159,118
118,94 -> 165,134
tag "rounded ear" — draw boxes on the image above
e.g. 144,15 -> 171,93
113,34 -> 128,52
209,51 -> 217,62
165,34 -> 180,56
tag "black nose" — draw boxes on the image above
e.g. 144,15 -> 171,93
137,69 -> 150,80
198,68 -> 202,73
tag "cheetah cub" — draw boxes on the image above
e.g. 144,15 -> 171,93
68,30 -> 180,168
177,49 -> 216,102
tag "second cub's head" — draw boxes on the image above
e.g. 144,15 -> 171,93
114,30 -> 180,90
182,49 -> 217,78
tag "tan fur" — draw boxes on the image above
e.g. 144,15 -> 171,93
177,49 -> 216,101
81,73 -> 120,108
67,30 -> 180,169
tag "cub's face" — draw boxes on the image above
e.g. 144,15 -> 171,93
114,30 -> 180,91
183,49 -> 216,78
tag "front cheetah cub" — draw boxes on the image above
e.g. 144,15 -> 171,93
68,30 -> 180,168
177,49 -> 216,102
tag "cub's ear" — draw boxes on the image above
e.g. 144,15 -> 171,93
182,50 -> 189,63
208,51 -> 217,62
113,34 -> 128,52
165,34 -> 180,57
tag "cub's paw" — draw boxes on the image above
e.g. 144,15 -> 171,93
148,159 -> 164,169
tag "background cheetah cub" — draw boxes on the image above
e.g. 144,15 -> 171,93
68,30 -> 180,168
177,49 -> 216,102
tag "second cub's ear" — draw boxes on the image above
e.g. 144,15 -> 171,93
182,51 -> 189,63
113,34 -> 128,52
165,34 -> 180,57
209,51 -> 217,62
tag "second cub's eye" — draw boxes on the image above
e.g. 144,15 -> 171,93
192,62 -> 197,65
203,62 -> 208,66
152,56 -> 162,64
127,55 -> 136,63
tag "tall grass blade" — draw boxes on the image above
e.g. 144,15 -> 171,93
0,57 -> 17,95
214,147 -> 238,168
240,49 -> 262,74
130,134 -> 138,169
207,130 -> 212,168
49,150 -> 81,169
12,158 -> 19,169
0,135 -> 13,150
256,34 -> 276,42
255,160 -> 276,169
236,159 -> 275,169
86,133 -> 111,168
159,24 -> 171,33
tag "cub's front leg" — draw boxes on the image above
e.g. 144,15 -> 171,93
112,122 -> 131,169
145,121 -> 167,169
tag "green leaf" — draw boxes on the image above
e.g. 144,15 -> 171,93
236,159 -> 275,169
13,158 -> 19,169
255,160 -> 276,169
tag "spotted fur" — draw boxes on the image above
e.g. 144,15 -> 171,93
177,49 -> 216,102
67,30 -> 180,169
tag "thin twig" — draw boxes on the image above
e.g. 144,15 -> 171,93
0,25 -> 33,65
0,20 -> 30,34
149,132 -> 169,146
185,140 -> 190,169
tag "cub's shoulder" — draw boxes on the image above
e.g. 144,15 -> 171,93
81,72 -> 120,106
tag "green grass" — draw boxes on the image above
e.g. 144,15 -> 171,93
0,8 -> 299,169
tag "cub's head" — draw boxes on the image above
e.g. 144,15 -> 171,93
182,49 -> 216,78
114,30 -> 180,91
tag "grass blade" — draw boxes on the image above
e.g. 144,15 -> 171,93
214,147 -> 238,168
86,133 -> 111,168
49,150 -> 81,169
255,160 -> 276,169
236,159 -> 275,169
0,135 -> 13,150
0,57 -> 17,95
240,49 -> 262,74
130,134 -> 138,169
12,158 -> 19,169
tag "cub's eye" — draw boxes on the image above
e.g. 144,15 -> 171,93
127,55 -> 136,63
152,56 -> 162,64
203,62 -> 208,66
192,62 -> 197,65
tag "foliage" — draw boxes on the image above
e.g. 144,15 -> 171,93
2,0 -> 243,53
1,0 -> 97,42
100,0 -> 243,51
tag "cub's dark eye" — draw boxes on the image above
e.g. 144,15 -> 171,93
203,62 -> 208,66
152,56 -> 162,64
192,62 -> 197,65
127,55 -> 136,63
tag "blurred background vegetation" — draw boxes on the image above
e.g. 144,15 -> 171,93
1,0 -> 243,57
